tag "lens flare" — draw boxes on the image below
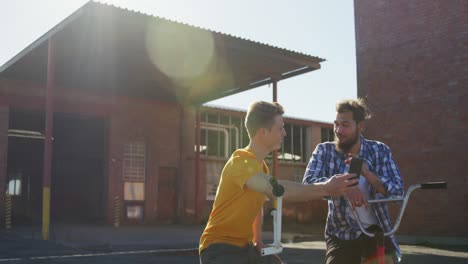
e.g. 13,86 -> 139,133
145,20 -> 235,102
145,20 -> 215,82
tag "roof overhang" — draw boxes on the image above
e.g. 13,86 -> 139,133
0,1 -> 324,105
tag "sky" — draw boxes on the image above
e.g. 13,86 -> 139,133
0,0 -> 357,123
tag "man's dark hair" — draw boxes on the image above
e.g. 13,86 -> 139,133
245,101 -> 284,139
336,98 -> 372,123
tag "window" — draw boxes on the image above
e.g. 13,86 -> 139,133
7,172 -> 22,196
122,142 -> 146,221
196,111 -> 314,162
278,124 -> 310,163
321,127 -> 334,142
206,129 -> 226,157
123,142 -> 146,182
126,204 -> 144,220
196,112 -> 241,158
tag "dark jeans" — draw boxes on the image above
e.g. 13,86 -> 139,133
324,226 -> 397,264
200,243 -> 283,264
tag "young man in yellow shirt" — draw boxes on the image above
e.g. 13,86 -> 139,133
199,101 -> 358,264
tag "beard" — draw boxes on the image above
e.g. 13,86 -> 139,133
335,129 -> 359,154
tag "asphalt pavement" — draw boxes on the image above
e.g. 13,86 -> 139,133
1,223 -> 467,264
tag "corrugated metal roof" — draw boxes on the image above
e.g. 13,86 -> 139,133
0,0 -> 325,105
93,1 -> 324,61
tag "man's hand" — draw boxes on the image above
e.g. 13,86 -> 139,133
346,189 -> 368,209
323,174 -> 359,197
254,241 -> 266,255
346,154 -> 388,195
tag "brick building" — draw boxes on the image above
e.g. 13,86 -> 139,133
0,2 -> 327,229
354,0 -> 467,237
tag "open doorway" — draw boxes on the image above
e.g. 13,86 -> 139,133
7,109 -> 108,224
51,113 -> 107,223
7,110 -> 44,224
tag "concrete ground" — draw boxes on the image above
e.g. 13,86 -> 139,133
0,223 -> 467,264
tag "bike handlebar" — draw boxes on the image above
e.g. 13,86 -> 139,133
348,181 -> 447,238
269,177 -> 285,197
420,181 -> 447,189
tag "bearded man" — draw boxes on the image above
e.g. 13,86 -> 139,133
303,98 -> 404,264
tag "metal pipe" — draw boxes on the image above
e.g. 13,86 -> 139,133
8,129 -> 45,139
42,37 -> 55,241
200,122 -> 239,151
200,125 -> 229,158
272,80 -> 278,177
368,196 -> 404,203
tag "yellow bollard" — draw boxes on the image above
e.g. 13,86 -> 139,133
42,187 -> 51,240
5,193 -> 12,229
113,196 -> 120,228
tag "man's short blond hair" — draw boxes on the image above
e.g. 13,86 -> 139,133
245,101 -> 284,139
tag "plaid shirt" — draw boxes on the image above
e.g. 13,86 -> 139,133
303,135 -> 404,259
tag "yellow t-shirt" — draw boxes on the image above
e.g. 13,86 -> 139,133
199,147 -> 269,253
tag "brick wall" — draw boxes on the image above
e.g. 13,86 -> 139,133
354,0 -> 468,236
106,100 -> 183,224
179,106 -> 197,222
0,77 -> 202,225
